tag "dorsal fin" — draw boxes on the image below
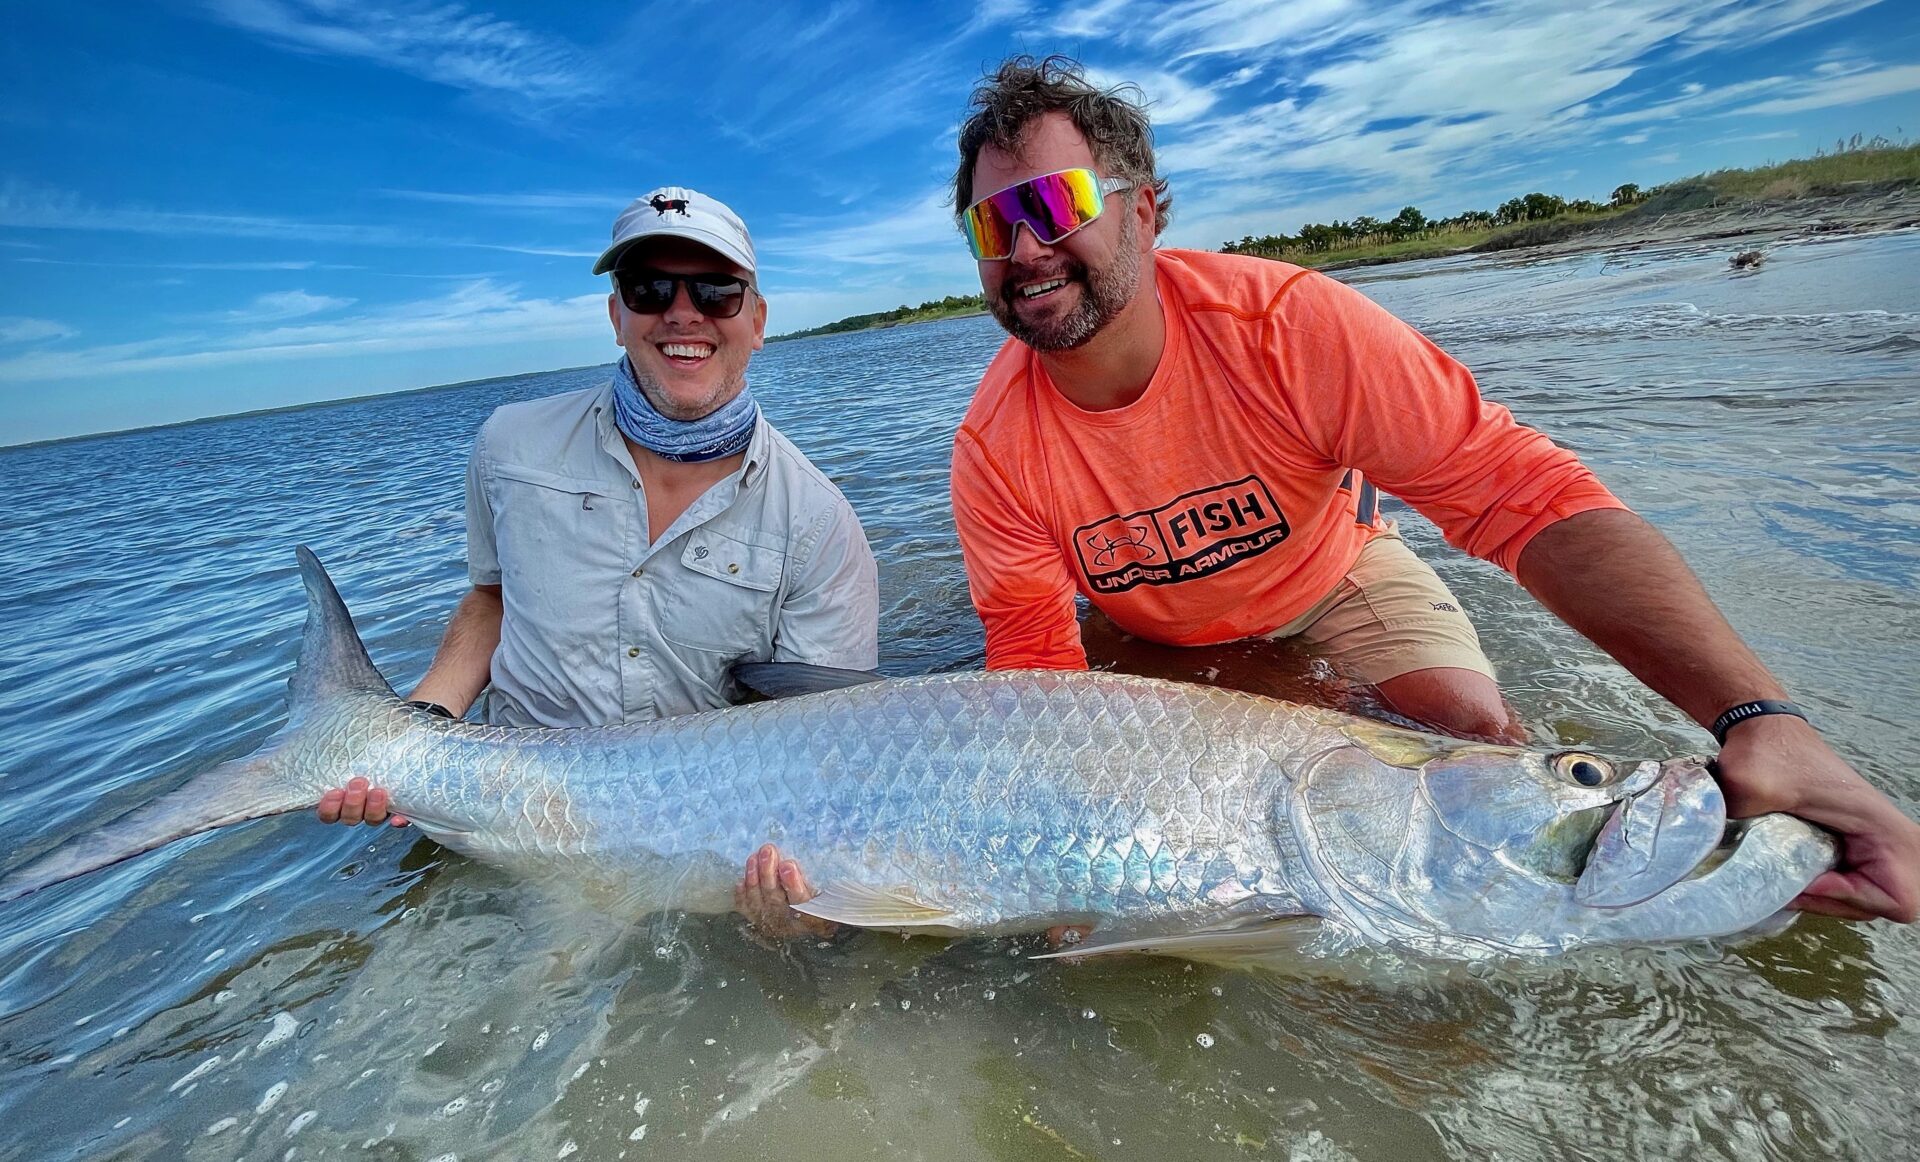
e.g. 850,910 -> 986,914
290,545 -> 395,713
732,662 -> 883,700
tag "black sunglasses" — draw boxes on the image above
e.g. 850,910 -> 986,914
614,269 -> 752,319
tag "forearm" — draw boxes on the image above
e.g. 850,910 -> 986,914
405,585 -> 503,716
1506,512 -> 1920,922
1515,509 -> 1787,727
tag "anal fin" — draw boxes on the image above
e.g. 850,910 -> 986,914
1032,916 -> 1325,969
792,882 -> 960,934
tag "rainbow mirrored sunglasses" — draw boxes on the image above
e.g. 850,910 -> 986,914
961,168 -> 1133,260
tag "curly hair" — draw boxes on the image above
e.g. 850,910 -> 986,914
953,54 -> 1172,237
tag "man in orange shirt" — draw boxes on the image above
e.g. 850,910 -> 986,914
943,55 -> 1918,927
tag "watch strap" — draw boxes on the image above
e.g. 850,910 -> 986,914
1710,699 -> 1808,745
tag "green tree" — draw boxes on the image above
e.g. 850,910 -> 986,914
1610,183 -> 1642,207
1390,205 -> 1429,236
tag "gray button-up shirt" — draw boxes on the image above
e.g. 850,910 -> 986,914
467,381 -> 879,727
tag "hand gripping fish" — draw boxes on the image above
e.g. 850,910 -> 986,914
0,548 -> 1835,963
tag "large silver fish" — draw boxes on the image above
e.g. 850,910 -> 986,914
0,549 -> 1835,962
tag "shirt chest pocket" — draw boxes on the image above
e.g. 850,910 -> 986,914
654,529 -> 785,656
488,462 -> 631,627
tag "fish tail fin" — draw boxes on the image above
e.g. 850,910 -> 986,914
0,752 -> 313,904
0,546 -> 394,905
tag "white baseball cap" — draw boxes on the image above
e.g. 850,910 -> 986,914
593,186 -> 757,279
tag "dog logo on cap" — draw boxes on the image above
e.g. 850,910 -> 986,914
649,192 -> 691,217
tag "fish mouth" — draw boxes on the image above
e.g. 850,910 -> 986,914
1585,813 -> 1838,942
1574,755 -> 1726,908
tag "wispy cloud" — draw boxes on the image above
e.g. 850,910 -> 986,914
216,289 -> 353,323
1126,0 -> 1904,235
760,188 -> 964,271
200,0 -> 598,103
965,0 -> 1034,35
0,180 -> 591,257
380,189 -> 629,212
1733,62 -> 1920,114
0,280 -> 605,382
0,178 -> 424,245
1084,65 -> 1220,125
0,317 -> 75,344
13,257 -> 351,272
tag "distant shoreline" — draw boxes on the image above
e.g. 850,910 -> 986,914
763,181 -> 1920,344
781,140 -> 1920,336
1304,181 -> 1920,274
769,304 -> 988,343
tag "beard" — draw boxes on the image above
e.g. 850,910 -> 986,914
986,211 -> 1141,352
626,349 -> 749,421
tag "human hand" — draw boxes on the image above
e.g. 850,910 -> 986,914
1715,715 -> 1920,922
316,776 -> 410,828
1046,924 -> 1093,949
733,844 -> 839,939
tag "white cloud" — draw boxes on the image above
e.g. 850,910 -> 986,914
1130,0 -> 1906,232
218,289 -> 354,323
1734,62 -> 1920,115
14,257 -> 344,271
0,180 -> 587,256
0,317 -> 75,344
381,189 -> 629,212
1059,0 -> 1371,61
0,179 -> 420,245
1084,66 -> 1219,125
0,280 -> 606,383
200,0 -> 596,102
1675,0 -> 1881,57
759,187 -> 964,271
968,0 -> 1032,28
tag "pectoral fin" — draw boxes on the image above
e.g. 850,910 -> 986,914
792,882 -> 960,933
1032,916 -> 1324,969
732,663 -> 884,700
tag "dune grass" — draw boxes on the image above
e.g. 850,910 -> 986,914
1699,135 -> 1920,201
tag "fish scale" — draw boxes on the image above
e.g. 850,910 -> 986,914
0,548 -> 1837,962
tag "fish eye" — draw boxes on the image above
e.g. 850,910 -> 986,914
1554,753 -> 1612,787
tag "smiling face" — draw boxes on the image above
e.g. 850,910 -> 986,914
968,112 -> 1154,352
607,236 -> 767,421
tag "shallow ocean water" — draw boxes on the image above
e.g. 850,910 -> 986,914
1,229 -> 1917,1160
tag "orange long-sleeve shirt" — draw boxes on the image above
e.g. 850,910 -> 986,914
950,249 -> 1626,670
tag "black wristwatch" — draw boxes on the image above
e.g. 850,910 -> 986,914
404,699 -> 456,719
1710,699 -> 1809,745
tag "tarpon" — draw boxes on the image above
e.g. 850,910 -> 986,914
0,548 -> 1835,962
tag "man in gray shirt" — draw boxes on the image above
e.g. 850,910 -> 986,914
320,186 -> 874,937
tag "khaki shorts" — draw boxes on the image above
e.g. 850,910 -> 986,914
1263,526 -> 1497,686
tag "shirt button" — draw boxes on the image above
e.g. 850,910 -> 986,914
631,567 -> 644,578
630,480 -> 640,489
727,563 -> 740,574
627,647 -> 640,658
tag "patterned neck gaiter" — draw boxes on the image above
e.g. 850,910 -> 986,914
610,356 -> 759,463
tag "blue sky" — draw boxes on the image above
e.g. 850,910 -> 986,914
3,0 -> 1917,445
